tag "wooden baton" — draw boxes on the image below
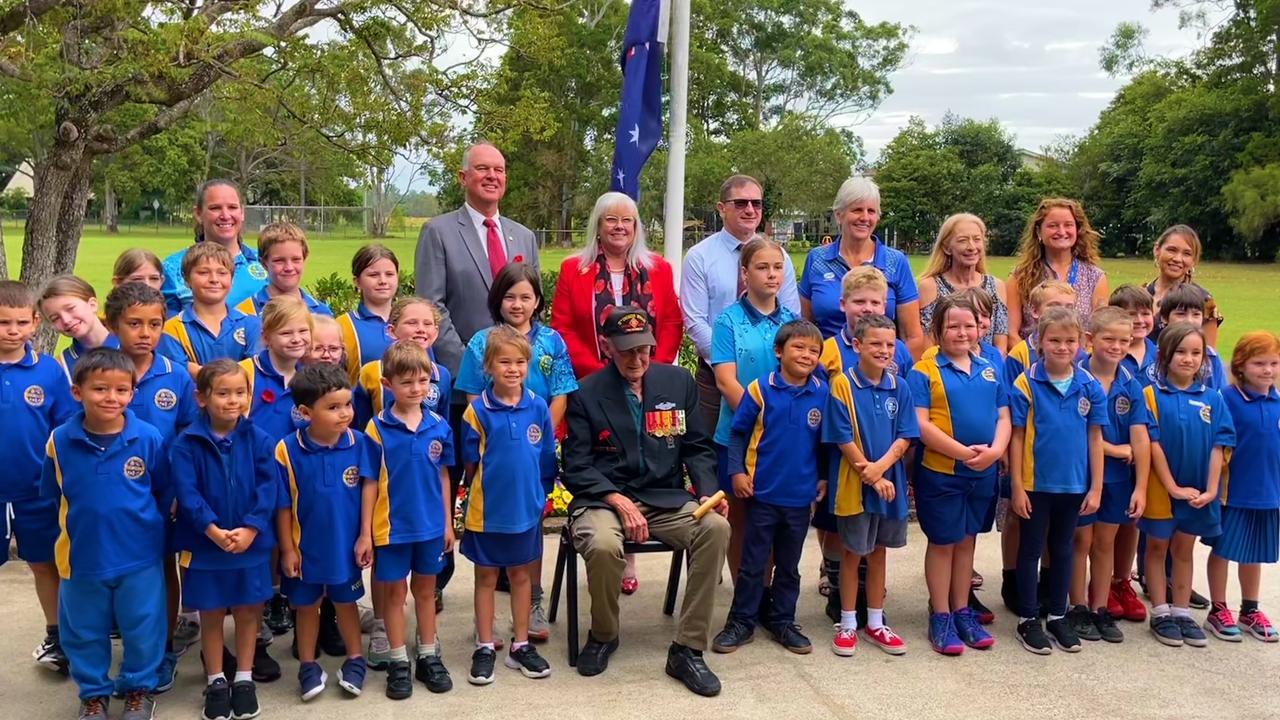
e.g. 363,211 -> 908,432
692,490 -> 726,520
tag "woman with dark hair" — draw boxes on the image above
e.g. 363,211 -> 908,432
1146,224 -> 1222,345
161,179 -> 268,316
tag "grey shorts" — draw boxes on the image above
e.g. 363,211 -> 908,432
837,513 -> 908,556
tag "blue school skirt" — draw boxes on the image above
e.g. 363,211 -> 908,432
461,525 -> 542,568
1204,507 -> 1279,564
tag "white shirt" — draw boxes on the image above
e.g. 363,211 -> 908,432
464,203 -> 508,260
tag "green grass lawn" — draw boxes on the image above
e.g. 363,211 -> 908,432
5,222 -> 1279,359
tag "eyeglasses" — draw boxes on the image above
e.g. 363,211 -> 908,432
604,216 -> 636,227
312,345 -> 344,357
726,199 -> 763,210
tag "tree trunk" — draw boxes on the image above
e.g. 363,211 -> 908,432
54,159 -> 94,275
104,178 -> 118,233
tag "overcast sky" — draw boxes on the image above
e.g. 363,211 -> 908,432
853,0 -> 1205,161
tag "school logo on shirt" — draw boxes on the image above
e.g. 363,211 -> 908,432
342,466 -> 360,487
527,424 -> 543,445
1199,405 -> 1212,424
23,385 -> 45,407
123,456 -> 146,480
981,367 -> 997,383
1115,396 -> 1131,415
885,397 -> 899,419
1145,365 -> 1158,383
234,328 -> 247,346
1077,398 -> 1092,417
154,389 -> 177,411
426,385 -> 439,407
290,405 -> 305,424
823,272 -> 836,280
428,440 -> 444,462
807,408 -> 822,428
887,360 -> 899,376
248,263 -> 268,280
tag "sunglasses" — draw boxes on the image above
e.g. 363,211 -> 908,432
726,198 -> 763,210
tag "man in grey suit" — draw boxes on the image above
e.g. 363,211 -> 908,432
415,142 -> 540,376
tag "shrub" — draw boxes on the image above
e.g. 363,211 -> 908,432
309,270 -> 417,315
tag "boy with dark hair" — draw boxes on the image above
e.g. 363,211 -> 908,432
1158,284 -> 1226,388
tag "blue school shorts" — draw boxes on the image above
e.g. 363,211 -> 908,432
374,536 -> 446,582
283,574 -> 366,607
182,563 -> 274,611
1139,502 -> 1222,541
1078,482 -> 1137,527
913,467 -> 997,545
460,525 -> 542,568
3,497 -> 59,565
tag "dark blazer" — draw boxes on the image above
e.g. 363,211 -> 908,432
562,362 -> 717,512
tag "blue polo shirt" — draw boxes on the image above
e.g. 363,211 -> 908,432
1221,384 -> 1280,509
1142,380 -> 1236,521
455,324 -> 579,401
171,415 -> 278,569
711,297 -> 798,445
129,354 -> 198,441
40,410 -> 170,580
461,389 -> 557,534
353,359 -> 451,431
909,351 -> 1008,477
1079,358 -> 1152,486
163,305 -> 261,365
1010,362 -> 1109,494
234,286 -> 333,318
338,303 -> 394,383
60,333 -> 189,374
365,406 -> 455,546
1,346 -> 76,502
921,341 -> 1003,370
1120,337 -> 1158,387
798,238 -> 919,338
274,428 -> 376,584
162,241 -> 268,317
241,352 -> 306,442
819,326 -> 913,379
823,365 -> 919,518
726,372 -> 827,508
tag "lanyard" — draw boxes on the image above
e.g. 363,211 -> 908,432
1046,258 -> 1079,286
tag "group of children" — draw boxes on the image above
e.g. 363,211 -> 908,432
701,234 -> 1278,664
2,222 -> 576,720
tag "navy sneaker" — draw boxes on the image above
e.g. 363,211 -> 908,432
953,607 -> 995,649
1046,617 -> 1082,652
229,680 -> 259,720
504,643 -> 552,678
711,619 -> 754,654
1175,615 -> 1208,647
297,661 -> 327,702
154,651 -> 178,693
468,647 -> 496,686
338,656 -> 367,696
201,678 -> 230,720
1149,614 -> 1183,647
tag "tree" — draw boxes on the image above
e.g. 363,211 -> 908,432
1223,163 -> 1280,259
728,114 -> 856,218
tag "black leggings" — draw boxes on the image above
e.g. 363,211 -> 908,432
1016,491 -> 1085,619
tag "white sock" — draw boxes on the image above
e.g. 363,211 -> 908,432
234,671 -> 252,684
476,641 -> 495,651
867,608 -> 884,630
207,674 -> 222,686
1171,606 -> 1192,618
840,610 -> 858,632
389,645 -> 408,661
1153,603 -> 1171,617
1048,613 -> 1065,622
511,640 -> 528,651
418,636 -> 437,656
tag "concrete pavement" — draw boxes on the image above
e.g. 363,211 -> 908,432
2,527 -> 1278,720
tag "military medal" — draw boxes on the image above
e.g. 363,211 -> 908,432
673,410 -> 687,436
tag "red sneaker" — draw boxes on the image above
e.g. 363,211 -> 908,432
864,625 -> 907,656
1111,578 -> 1147,622
1106,585 -> 1125,618
831,626 -> 858,656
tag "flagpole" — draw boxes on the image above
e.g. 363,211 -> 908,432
663,0 -> 689,283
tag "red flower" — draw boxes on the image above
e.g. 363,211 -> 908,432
594,279 -> 607,293
260,390 -> 276,404
598,429 -> 612,441
513,255 -> 524,263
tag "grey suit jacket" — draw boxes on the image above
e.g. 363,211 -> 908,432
415,206 -> 539,377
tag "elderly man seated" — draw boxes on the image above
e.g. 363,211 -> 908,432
562,308 -> 730,697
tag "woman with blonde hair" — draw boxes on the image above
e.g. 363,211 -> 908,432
917,213 -> 1010,352
1006,198 -> 1109,340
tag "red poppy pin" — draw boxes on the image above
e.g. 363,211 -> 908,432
513,255 -> 524,263
598,429 -> 612,442
260,389 -> 276,404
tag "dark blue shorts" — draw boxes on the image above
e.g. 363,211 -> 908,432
283,573 -> 366,607
1139,502 -> 1222,541
374,537 -> 446,582
1078,482 -> 1136,527
913,467 -> 997,545
182,563 -> 274,611
3,496 -> 59,565
460,525 -> 542,568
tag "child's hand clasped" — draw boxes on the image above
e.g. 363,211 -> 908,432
873,478 -> 895,502
731,472 -> 754,499
354,535 -> 373,568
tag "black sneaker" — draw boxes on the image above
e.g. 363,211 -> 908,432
1016,618 -> 1052,655
318,599 -> 345,657
711,618 -> 755,653
769,623 -> 812,654
415,653 -> 452,693
200,647 -> 237,686
1093,609 -> 1124,643
495,567 -> 511,593
385,660 -> 412,700
1001,571 -> 1020,615
229,680 -> 259,720
1188,588 -> 1210,610
468,647 -> 496,685
576,633 -> 619,677
824,591 -> 841,625
251,641 -> 280,683
33,634 -> 69,675
264,593 -> 292,635
968,589 -> 995,625
505,643 -> 551,678
1046,617 -> 1082,652
1068,605 -> 1101,642
202,678 -> 231,720
664,643 -> 721,697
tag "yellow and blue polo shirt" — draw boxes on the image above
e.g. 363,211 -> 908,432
823,365 -> 919,518
461,389 -> 557,534
1221,384 -> 1280,509
819,325 -> 914,380
352,358 -> 451,431
163,305 -> 261,365
1010,362 -> 1109,494
273,428 -> 376,584
240,351 -> 307,442
908,351 -> 1008,477
40,410 -> 170,580
234,286 -> 333,318
1142,380 -> 1236,521
1079,357 -> 1152,486
129,354 -> 198,441
162,241 -> 268,317
1,345 -> 76,502
921,340 -> 1003,371
365,407 -> 454,546
338,303 -> 395,383
1120,336 -> 1158,387
59,333 -> 189,376
725,372 -> 828,508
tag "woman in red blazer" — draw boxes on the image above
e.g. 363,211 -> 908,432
552,191 -> 683,379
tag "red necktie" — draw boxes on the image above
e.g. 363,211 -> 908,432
483,217 -> 507,279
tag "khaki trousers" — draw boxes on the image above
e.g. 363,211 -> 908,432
570,501 -> 730,651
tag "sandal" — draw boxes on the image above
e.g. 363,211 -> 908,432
621,576 -> 639,595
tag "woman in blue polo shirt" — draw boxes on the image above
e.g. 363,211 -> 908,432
161,179 -> 268,316
799,177 -> 923,357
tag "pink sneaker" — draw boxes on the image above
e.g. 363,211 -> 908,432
831,626 -> 858,656
1240,609 -> 1279,642
863,625 -> 907,655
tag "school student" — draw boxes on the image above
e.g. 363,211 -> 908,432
163,243 -> 263,369
338,244 -> 399,383
235,222 -> 333,317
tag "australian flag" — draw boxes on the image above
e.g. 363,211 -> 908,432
609,0 -> 667,200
